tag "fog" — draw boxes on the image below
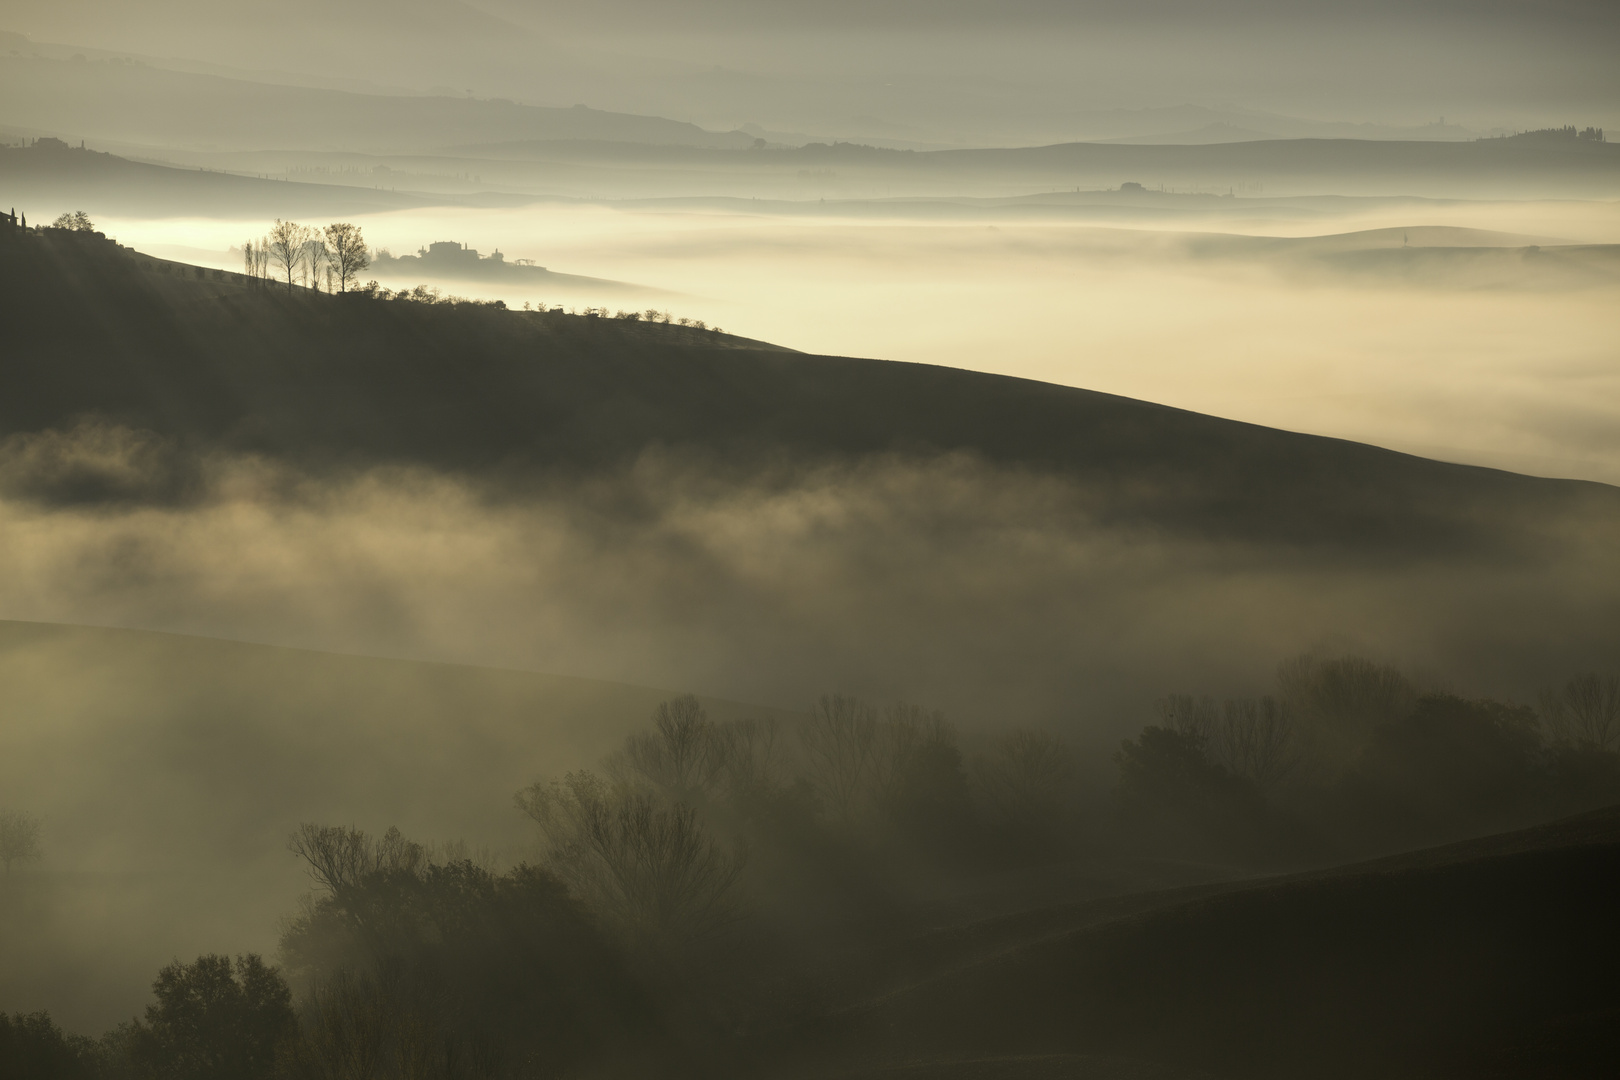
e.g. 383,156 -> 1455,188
3,2 -> 1620,1075
6,437 -> 1613,715
3,432 -> 1617,1033
97,198 -> 1620,484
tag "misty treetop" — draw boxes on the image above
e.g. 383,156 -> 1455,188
278,664 -> 1620,1073
1116,658 -> 1620,861
1,955 -> 294,1080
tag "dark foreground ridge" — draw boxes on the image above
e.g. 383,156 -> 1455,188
2,224 -> 1616,555
784,803 -> 1620,1080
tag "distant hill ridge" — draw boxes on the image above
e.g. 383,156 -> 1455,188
0,53 -> 756,154
1,226 -> 1616,558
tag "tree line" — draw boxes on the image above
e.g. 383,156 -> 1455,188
4,658 -> 1618,1078
243,221 -> 370,295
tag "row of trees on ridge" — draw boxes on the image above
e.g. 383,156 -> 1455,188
243,221 -> 370,294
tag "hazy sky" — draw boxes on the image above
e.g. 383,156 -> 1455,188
5,0 -> 1616,141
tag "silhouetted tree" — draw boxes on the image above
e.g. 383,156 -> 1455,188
279,838 -> 649,1079
0,809 -> 42,875
0,1011 -> 91,1080
1539,673 -> 1620,750
288,823 -> 426,895
323,223 -> 370,294
708,716 -> 788,797
274,970 -> 387,1080
516,772 -> 745,945
124,954 -> 294,1080
1157,694 -> 1300,791
875,707 -> 974,853
1216,697 -> 1299,791
266,219 -> 311,293
1278,654 -> 1415,768
613,695 -> 726,803
301,235 -> 329,291
972,729 -> 1077,835
866,703 -> 936,810
50,210 -> 93,232
798,694 -> 878,822
1115,726 -> 1272,859
241,239 -> 268,284
1341,693 -> 1546,848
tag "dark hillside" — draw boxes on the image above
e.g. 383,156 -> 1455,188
799,805 -> 1620,1080
1,227 -> 1616,556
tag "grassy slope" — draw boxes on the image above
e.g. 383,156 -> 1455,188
786,806 -> 1620,1080
2,228 -> 1615,558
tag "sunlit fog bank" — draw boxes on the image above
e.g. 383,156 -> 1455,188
1,443 -> 1614,725
100,196 -> 1620,484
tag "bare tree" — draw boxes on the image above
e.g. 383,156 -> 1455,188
1212,697 -> 1299,791
288,823 -> 425,894
972,729 -> 1076,822
515,771 -> 744,942
278,970 -> 387,1080
243,239 -> 271,285
711,717 -> 788,795
266,219 -> 312,293
1157,694 -> 1298,790
1540,674 -> 1620,750
302,234 -> 329,291
0,810 -> 43,875
798,694 -> 878,821
1277,653 -> 1415,766
613,694 -> 727,801
324,222 -> 371,294
866,702 -> 955,811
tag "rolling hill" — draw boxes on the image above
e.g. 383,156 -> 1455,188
0,140 -> 436,217
2,222 -> 1616,717
785,805 -> 1620,1079
2,219 -> 1619,1075
1,224 -> 1616,553
437,134 -> 1620,200
0,53 -> 755,155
